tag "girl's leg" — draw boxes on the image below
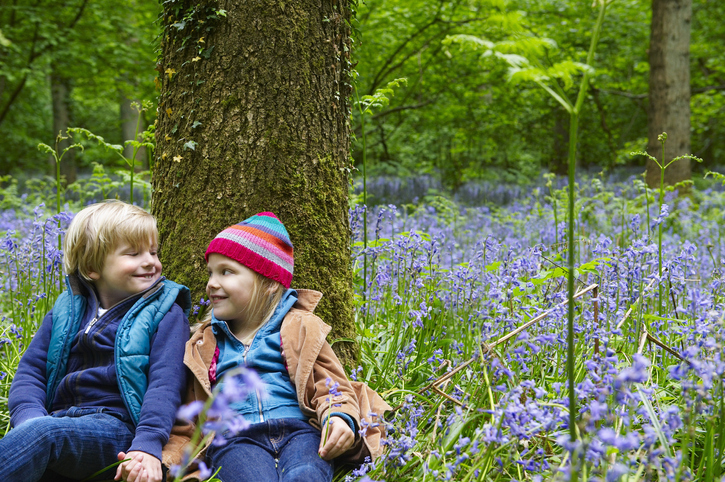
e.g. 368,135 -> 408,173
275,419 -> 333,482
0,408 -> 134,482
206,423 -> 278,482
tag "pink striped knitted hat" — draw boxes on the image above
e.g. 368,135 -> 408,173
205,212 -> 294,288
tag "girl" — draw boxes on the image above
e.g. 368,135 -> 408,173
160,212 -> 389,482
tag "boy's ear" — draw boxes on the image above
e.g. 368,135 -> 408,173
88,271 -> 101,281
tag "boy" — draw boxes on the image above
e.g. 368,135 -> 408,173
1,200 -> 190,482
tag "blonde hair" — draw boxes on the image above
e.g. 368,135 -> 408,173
246,272 -> 287,327
63,200 -> 159,280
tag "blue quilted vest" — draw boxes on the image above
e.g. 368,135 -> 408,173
44,276 -> 191,426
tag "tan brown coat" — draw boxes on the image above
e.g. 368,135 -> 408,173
162,290 -> 390,479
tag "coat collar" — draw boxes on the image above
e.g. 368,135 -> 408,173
292,289 -> 322,312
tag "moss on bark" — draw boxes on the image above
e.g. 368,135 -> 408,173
153,0 -> 357,366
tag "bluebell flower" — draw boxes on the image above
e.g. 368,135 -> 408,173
606,463 -> 628,482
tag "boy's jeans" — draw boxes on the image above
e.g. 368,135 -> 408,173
206,418 -> 334,482
0,406 -> 135,482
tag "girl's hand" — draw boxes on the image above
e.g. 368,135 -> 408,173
318,416 -> 355,460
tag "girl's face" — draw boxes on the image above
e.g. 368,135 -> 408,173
206,253 -> 257,327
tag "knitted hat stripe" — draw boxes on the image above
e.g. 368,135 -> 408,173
228,225 -> 293,256
218,229 -> 293,265
248,217 -> 293,240
215,232 -> 293,271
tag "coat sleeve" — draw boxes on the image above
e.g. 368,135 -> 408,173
308,343 -> 392,465
306,340 -> 361,434
128,303 -> 189,461
9,310 -> 53,427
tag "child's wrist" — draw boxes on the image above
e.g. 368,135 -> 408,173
326,412 -> 357,436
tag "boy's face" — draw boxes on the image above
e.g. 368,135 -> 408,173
206,253 -> 256,327
89,240 -> 162,309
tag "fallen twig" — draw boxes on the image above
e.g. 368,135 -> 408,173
396,284 -> 600,413
490,284 -> 598,349
646,333 -> 684,361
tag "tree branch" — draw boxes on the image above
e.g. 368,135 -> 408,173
0,0 -> 89,128
0,74 -> 28,126
600,84 -> 725,101
370,101 -> 433,120
368,14 -> 443,94
692,84 -> 725,94
599,88 -> 647,99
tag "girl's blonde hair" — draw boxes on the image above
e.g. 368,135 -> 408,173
63,200 -> 158,280
244,271 -> 287,327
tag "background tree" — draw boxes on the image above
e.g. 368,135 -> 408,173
0,0 -> 158,176
646,0 -> 692,186
152,0 -> 357,364
2,0 -> 724,196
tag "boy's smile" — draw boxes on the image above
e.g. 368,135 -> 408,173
89,241 -> 162,309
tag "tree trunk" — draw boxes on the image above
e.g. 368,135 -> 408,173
550,109 -> 568,175
646,0 -> 692,187
120,96 -> 148,170
153,0 -> 356,365
50,68 -> 76,184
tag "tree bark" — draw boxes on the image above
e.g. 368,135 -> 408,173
153,0 -> 357,365
50,67 -> 76,184
646,0 -> 692,187
550,109 -> 568,175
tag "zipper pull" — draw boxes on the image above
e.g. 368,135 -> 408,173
84,316 -> 98,335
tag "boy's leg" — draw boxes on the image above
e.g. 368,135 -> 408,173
275,419 -> 333,482
206,422 -> 278,482
0,407 -> 134,482
38,472 -> 75,482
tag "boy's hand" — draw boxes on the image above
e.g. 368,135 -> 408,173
115,451 -> 163,482
318,416 -> 355,461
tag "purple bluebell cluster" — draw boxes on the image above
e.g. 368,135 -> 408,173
1,175 -> 725,481
0,204 -> 72,429
169,367 -> 266,479
347,178 -> 725,480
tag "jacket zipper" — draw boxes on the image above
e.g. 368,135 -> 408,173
242,340 -> 265,423
84,315 -> 99,334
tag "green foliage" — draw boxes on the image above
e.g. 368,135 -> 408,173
352,0 -> 725,193
0,0 -> 160,174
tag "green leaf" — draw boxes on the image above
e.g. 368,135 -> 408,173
485,261 -> 501,272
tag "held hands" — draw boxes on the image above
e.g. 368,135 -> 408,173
318,416 -> 355,461
115,451 -> 163,482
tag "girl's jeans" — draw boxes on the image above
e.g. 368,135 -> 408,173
0,406 -> 136,482
206,418 -> 334,482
